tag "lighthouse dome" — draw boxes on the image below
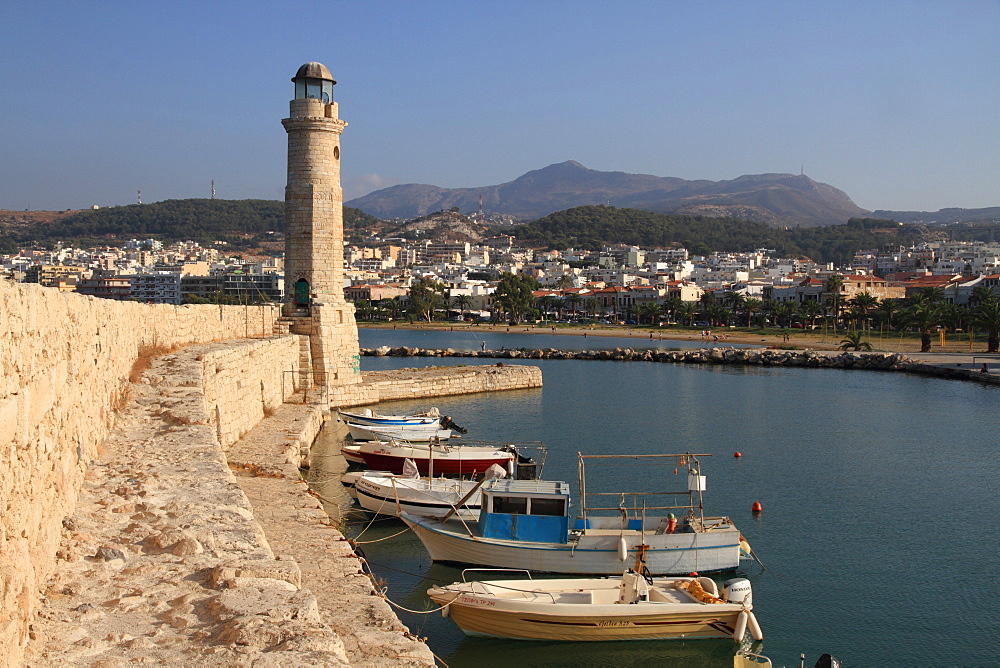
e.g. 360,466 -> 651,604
293,62 -> 335,84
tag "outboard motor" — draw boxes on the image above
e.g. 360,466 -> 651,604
516,452 -> 537,480
814,655 -> 842,668
439,416 -> 468,434
722,578 -> 753,606
502,445 -> 537,479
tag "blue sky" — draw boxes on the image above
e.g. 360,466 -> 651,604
1,1 -> 997,214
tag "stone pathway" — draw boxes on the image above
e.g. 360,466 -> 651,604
23,346 -> 432,666
225,404 -> 436,667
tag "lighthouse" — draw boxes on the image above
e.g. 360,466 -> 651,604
282,62 -> 361,397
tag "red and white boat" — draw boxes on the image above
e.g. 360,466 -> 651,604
354,439 -> 518,477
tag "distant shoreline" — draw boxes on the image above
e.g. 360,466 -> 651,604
360,321 -> 845,351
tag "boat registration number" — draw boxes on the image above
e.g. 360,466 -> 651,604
596,620 -> 633,627
460,596 -> 495,606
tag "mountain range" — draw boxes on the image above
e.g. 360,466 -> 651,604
345,161 -> 870,227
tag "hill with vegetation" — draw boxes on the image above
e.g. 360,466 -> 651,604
0,200 -> 380,251
507,205 -> 922,265
872,206 -> 1000,224
346,160 -> 869,226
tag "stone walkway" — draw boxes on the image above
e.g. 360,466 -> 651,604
22,346 -> 433,666
225,404 -> 436,667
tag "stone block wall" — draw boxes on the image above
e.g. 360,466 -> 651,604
198,337 -> 304,450
348,364 -> 544,405
0,282 -> 283,666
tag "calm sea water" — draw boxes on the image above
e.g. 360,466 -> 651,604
307,328 -> 1000,667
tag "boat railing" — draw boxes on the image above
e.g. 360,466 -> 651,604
577,452 -> 713,526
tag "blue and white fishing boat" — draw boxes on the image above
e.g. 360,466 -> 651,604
401,453 -> 759,576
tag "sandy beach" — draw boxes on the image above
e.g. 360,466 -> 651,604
360,321 -> 988,354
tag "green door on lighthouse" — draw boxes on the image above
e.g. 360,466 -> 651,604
294,278 -> 310,307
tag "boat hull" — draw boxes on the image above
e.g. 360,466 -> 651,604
346,422 -> 452,442
358,443 -> 513,477
438,602 -> 741,641
354,475 -> 481,520
403,515 -> 743,575
338,409 -> 439,427
427,578 -> 745,641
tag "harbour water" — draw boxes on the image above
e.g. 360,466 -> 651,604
308,328 -> 999,666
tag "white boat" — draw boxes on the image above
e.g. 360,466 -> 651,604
341,445 -> 365,466
338,407 -> 441,427
345,421 -> 454,442
402,453 -> 761,576
427,569 -> 763,642
338,407 -> 467,433
353,460 -> 507,520
350,438 -> 537,478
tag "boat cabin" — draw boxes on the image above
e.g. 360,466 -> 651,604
479,479 -> 571,544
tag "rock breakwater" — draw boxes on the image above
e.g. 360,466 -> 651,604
363,346 -> 913,371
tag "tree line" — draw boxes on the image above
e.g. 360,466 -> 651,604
504,206 -> 921,265
3,199 -> 380,247
355,274 -> 1000,354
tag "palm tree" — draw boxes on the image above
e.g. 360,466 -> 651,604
379,297 -> 400,321
662,297 -> 682,323
743,297 -> 763,328
773,301 -> 798,328
566,294 -> 581,318
677,303 -> 698,326
875,298 -> 900,331
839,331 -> 873,351
708,304 -> 729,327
850,292 -> 879,331
453,294 -> 474,320
970,299 -> 1000,352
800,300 -> 822,329
901,302 -> 945,353
584,296 -> 600,318
825,274 -> 845,330
970,285 -> 995,308
645,302 -> 663,325
909,286 -> 945,307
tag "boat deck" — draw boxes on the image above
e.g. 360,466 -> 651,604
463,579 -> 705,606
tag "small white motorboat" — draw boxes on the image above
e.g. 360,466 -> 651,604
352,460 -> 507,519
427,570 -> 763,642
337,407 -> 441,427
341,445 -> 365,466
352,439 -> 527,477
338,407 -> 467,433
345,421 -> 454,442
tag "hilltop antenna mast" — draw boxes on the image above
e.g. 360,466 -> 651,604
137,189 -> 142,205
479,193 -> 483,220
211,179 -> 216,199
800,164 -> 804,176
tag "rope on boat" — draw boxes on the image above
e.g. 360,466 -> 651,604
376,587 -> 456,615
352,527 -> 411,544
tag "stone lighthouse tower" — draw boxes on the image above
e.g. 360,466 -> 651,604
282,62 -> 361,400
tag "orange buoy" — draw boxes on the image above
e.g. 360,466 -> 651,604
673,468 -> 678,475
688,572 -> 699,577
751,501 -> 763,513
734,451 -> 742,458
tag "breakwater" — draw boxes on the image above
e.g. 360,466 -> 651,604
364,345 -> 910,369
363,345 -> 1000,384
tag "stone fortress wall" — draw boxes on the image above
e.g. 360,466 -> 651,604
0,281 -> 293,665
1,280 -> 542,665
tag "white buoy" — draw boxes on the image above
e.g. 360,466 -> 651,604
733,610 -> 748,642
617,535 -> 628,562
747,610 -> 763,641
